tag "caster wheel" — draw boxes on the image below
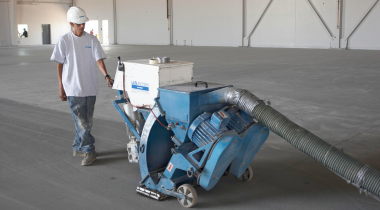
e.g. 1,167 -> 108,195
239,165 -> 253,182
177,184 -> 197,208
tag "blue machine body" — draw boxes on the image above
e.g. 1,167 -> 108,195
229,123 -> 269,178
115,82 -> 270,200
199,132 -> 243,190
158,83 -> 231,144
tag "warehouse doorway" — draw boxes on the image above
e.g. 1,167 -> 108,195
85,20 -> 99,39
42,24 -> 51,44
102,20 -> 109,44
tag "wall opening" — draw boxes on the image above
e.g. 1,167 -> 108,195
102,20 -> 109,45
85,20 -> 99,39
18,24 -> 28,38
42,24 -> 51,45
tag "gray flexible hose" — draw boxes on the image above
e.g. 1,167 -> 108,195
216,87 -> 380,201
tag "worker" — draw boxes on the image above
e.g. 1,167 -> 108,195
20,28 -> 28,38
90,29 -> 94,35
50,6 -> 113,166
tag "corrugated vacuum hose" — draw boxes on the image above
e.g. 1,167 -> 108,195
220,87 -> 380,201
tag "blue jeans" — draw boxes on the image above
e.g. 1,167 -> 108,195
68,96 -> 96,153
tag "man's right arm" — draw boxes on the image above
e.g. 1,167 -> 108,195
57,63 -> 67,101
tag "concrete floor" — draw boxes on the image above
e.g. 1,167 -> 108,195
0,45 -> 379,210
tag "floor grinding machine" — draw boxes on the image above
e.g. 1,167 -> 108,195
112,57 -> 380,208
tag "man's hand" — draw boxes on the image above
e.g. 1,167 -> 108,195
59,85 -> 67,101
57,63 -> 67,101
97,59 -> 113,88
106,77 -> 114,87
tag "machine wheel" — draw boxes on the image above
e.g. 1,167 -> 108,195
177,184 -> 197,208
239,165 -> 253,182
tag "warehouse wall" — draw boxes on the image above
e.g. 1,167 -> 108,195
1,0 -> 379,49
17,3 -> 71,46
245,0 -> 380,49
116,0 -> 170,45
75,0 -> 115,44
112,0 -> 243,46
112,0 -> 380,49
173,0 -> 243,47
246,0 -> 335,48
0,2 -> 12,46
342,0 -> 380,50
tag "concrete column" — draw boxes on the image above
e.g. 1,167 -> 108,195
241,0 -> 246,47
332,0 -> 342,48
98,17 -> 103,44
9,0 -> 18,46
169,0 -> 173,45
113,0 -> 117,44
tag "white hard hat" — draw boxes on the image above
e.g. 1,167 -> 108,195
67,6 -> 89,24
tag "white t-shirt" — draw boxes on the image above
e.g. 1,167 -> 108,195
51,31 -> 107,97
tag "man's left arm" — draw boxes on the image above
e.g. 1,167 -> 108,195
96,59 -> 113,87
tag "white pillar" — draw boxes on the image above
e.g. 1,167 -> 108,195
98,17 -> 103,44
332,0 -> 342,48
10,0 -> 18,46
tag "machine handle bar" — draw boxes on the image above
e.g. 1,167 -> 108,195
195,81 -> 208,88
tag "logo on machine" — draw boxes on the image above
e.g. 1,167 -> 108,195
167,162 -> 174,172
131,81 -> 149,91
218,111 -> 228,118
85,46 -> 91,48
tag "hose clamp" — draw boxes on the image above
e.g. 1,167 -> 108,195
322,145 -> 334,166
355,164 -> 371,186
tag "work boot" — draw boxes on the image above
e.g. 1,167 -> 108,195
82,152 -> 96,166
73,150 -> 85,157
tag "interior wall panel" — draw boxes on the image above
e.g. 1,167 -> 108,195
342,0 -> 373,39
246,0 -> 336,48
116,0 -> 169,45
310,0 -> 337,37
248,0 -> 296,47
295,0 -> 334,48
172,0 -> 192,46
173,0 -> 242,47
343,0 -> 380,50
244,0 -> 270,38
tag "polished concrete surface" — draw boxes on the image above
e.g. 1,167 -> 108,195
0,45 -> 379,210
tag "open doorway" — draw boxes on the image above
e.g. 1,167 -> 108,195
102,20 -> 109,45
42,24 -> 51,44
85,20 -> 99,39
